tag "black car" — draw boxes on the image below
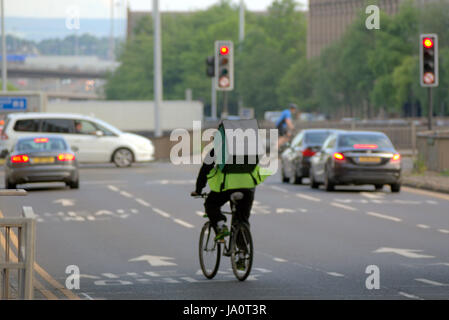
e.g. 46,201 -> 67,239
309,131 -> 402,192
4,136 -> 79,189
281,129 -> 341,184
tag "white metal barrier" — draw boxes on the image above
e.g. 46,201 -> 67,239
0,190 -> 36,300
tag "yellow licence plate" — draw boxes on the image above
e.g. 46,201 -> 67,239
359,157 -> 381,163
32,157 -> 55,164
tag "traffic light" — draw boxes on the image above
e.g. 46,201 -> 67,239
206,56 -> 215,77
420,34 -> 439,87
215,40 -> 234,91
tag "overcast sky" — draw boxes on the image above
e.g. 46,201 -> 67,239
5,0 -> 308,18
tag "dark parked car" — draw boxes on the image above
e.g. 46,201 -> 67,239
309,131 -> 402,192
4,136 -> 79,189
281,129 -> 342,184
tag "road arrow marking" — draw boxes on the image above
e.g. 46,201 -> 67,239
373,247 -> 435,259
53,199 -> 75,207
129,255 -> 177,267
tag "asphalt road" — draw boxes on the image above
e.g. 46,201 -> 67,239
0,162 -> 448,300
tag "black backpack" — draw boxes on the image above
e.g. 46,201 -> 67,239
214,119 -> 264,174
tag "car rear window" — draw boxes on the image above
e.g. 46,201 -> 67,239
16,138 -> 67,152
305,132 -> 331,145
13,119 -> 41,132
338,134 -> 393,149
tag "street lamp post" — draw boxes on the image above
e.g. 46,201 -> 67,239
1,0 -> 7,92
153,0 -> 163,137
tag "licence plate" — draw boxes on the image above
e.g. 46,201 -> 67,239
359,157 -> 381,163
31,157 -> 55,164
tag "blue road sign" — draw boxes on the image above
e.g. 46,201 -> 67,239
0,97 -> 27,111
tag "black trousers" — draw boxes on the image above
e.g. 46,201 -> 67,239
204,189 -> 255,229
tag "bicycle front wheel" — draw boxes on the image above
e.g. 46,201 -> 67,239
199,221 -> 221,279
230,223 -> 254,281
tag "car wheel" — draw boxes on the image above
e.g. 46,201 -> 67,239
310,171 -> 319,189
68,179 -> 79,189
374,184 -> 384,191
390,183 -> 401,193
281,167 -> 289,183
290,172 -> 303,185
5,179 -> 16,189
324,167 -> 335,192
113,148 -> 134,168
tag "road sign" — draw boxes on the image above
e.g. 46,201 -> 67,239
0,97 -> 27,111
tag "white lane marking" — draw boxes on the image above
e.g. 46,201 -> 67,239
144,271 -> 161,277
273,258 -> 288,263
327,272 -> 345,277
299,209 -> 308,213
366,212 -> 402,222
83,180 -> 126,185
361,192 -> 384,199
153,208 -> 171,218
276,208 -> 295,214
438,229 -> 449,234
417,224 -> 431,229
415,278 -> 447,286
131,209 -> 139,214
107,185 -> 119,192
426,200 -> 438,205
399,292 -> 424,300
180,277 -> 200,283
269,186 -> 288,193
196,211 -> 205,217
296,193 -> 321,202
80,293 -> 94,300
53,199 -> 75,207
136,198 -> 151,207
120,191 -> 133,198
330,202 -> 357,211
173,218 -> 195,229
374,247 -> 435,259
431,263 -> 449,267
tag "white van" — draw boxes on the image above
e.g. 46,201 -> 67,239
0,113 -> 155,167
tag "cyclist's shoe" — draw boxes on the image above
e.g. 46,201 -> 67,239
215,225 -> 230,242
236,258 -> 246,271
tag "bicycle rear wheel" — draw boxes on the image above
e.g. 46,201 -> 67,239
199,221 -> 221,279
230,223 -> 254,281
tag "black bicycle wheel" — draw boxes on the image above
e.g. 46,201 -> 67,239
199,221 -> 221,279
230,223 -> 254,281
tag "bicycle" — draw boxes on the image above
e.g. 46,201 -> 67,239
195,192 -> 254,282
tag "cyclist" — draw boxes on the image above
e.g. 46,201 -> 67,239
276,103 -> 299,148
191,148 -> 269,269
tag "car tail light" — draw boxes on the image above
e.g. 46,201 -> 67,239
34,138 -> 49,143
58,153 -> 75,162
333,152 -> 345,161
391,153 -> 401,162
353,144 -> 378,149
0,131 -> 8,140
302,148 -> 316,157
11,155 -> 29,163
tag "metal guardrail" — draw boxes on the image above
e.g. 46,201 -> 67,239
0,190 -> 36,300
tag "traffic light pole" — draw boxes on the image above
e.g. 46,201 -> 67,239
211,77 -> 217,120
428,87 -> 433,130
222,91 -> 229,119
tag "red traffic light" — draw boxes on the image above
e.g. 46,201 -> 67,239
423,38 -> 434,49
219,46 -> 229,55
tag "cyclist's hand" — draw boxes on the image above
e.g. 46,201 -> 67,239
190,191 -> 200,197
